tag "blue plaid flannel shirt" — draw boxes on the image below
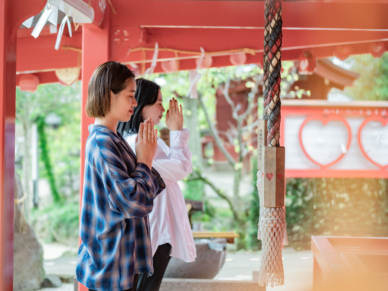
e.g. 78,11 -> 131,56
76,125 -> 165,291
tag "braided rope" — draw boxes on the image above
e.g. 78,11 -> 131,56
263,0 -> 271,120
263,0 -> 282,147
258,1 -> 286,287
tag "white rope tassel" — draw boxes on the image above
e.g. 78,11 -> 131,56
259,207 -> 286,287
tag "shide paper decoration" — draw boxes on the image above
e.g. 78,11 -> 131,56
258,0 -> 286,287
24,0 -> 93,50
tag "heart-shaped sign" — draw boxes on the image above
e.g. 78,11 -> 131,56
358,116 -> 388,169
266,173 -> 274,180
299,115 -> 352,168
277,173 -> 283,181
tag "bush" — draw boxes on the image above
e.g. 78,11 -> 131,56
31,202 -> 79,244
285,178 -> 388,250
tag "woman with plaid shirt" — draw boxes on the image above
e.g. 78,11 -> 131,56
76,62 -> 165,291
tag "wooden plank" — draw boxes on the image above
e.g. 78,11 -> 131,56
192,231 -> 239,239
282,99 -> 388,108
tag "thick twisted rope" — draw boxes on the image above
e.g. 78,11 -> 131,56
263,0 -> 271,120
263,0 -> 282,147
258,0 -> 286,287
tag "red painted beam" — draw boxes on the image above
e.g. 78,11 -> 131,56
110,1 -> 388,30
16,26 -> 388,73
17,31 -> 82,73
18,38 -> 388,84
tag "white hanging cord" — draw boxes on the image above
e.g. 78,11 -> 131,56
144,42 -> 159,77
55,15 -> 72,50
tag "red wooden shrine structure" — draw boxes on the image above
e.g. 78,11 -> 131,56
1,0 -> 388,290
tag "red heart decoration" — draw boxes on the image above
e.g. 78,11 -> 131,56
300,59 -> 309,71
277,173 -> 283,181
266,173 -> 274,180
299,115 -> 352,169
369,42 -> 386,58
358,116 -> 388,169
262,172 -> 264,177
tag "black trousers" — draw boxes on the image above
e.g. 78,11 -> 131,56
88,274 -> 139,291
137,243 -> 172,291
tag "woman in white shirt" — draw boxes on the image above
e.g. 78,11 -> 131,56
117,78 -> 196,291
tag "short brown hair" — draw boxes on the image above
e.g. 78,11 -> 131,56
86,61 -> 135,118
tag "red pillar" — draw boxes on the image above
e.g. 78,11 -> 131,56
78,7 -> 111,291
0,1 -> 45,290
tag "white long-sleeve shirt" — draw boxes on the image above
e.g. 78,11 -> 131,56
125,129 -> 197,262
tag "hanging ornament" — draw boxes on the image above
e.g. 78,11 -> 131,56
299,51 -> 316,75
19,75 -> 40,92
55,68 -> 80,86
127,63 -> 140,77
195,54 -> 213,69
161,59 -> 178,73
333,45 -> 352,61
369,42 -> 386,58
230,52 -> 247,66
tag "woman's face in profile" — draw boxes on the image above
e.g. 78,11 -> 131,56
110,78 -> 137,122
142,90 -> 165,125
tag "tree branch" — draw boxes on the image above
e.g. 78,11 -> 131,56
186,169 -> 242,223
198,93 -> 236,167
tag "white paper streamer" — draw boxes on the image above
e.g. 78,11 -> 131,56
55,15 -> 72,50
186,47 -> 206,98
144,42 -> 159,77
48,6 -> 59,26
23,17 -> 34,29
32,5 -> 54,38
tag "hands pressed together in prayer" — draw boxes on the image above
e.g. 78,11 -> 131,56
135,118 -> 158,170
135,98 -> 184,170
166,98 -> 183,131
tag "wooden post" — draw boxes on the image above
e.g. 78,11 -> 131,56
257,119 -> 268,203
78,7 -> 111,291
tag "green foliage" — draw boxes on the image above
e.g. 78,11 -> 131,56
36,116 -> 61,203
246,157 -> 261,250
31,201 -> 79,244
16,82 -> 81,201
44,104 -> 81,197
285,178 -> 314,250
285,178 -> 388,250
341,53 -> 388,101
16,82 -> 81,124
183,179 -> 205,201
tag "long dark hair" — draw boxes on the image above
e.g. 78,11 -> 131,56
117,78 -> 160,136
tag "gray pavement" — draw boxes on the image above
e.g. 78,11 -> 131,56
41,243 -> 313,291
